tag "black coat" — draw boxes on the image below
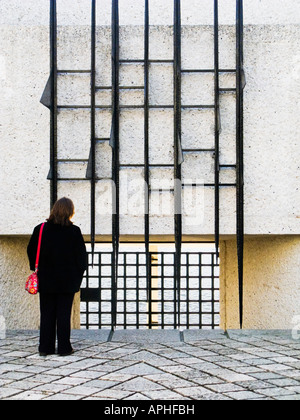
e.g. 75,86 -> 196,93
27,221 -> 88,294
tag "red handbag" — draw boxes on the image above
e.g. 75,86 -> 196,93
25,223 -> 45,295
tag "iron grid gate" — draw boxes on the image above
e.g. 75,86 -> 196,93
43,0 -> 245,329
80,249 -> 220,330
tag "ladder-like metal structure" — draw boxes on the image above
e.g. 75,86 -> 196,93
43,0 -> 245,329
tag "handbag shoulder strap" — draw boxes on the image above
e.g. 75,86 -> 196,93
35,223 -> 45,271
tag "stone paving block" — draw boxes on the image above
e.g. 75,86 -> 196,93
52,376 -> 91,387
225,390 -> 262,400
256,387 -> 296,397
92,389 -> 134,400
62,385 -> 102,397
115,362 -> 162,376
235,380 -> 274,391
43,393 -> 82,400
206,383 -> 245,393
0,387 -> 23,399
71,370 -> 103,380
226,330 -> 294,341
111,329 -> 181,344
175,386 -> 219,400
142,389 -> 190,400
183,329 -> 226,342
275,394 -> 300,401
123,393 -> 151,400
0,371 -> 34,381
81,379 -> 118,390
202,368 -> 256,383
112,377 -> 167,392
145,372 -> 196,389
122,350 -> 179,366
32,383 -> 71,394
266,378 -> 300,387
7,390 -> 50,400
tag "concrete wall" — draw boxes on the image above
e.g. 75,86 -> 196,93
220,237 -> 300,330
0,238 -> 40,330
0,0 -> 299,236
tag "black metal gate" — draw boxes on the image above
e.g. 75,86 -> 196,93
80,248 -> 220,330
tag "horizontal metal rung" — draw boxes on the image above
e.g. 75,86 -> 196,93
57,70 -> 91,74
183,183 -> 236,188
57,177 -> 113,181
119,164 -> 145,168
220,164 -> 237,168
120,59 -> 144,64
182,105 -> 214,109
149,59 -> 174,63
182,69 -> 236,74
58,106 -> 91,109
150,189 -> 175,193
150,164 -> 174,168
96,86 -> 144,91
119,59 -> 174,64
182,149 -> 215,153
220,88 -> 236,93
57,178 -> 89,181
57,159 -> 88,162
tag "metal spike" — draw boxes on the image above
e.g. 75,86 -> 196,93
40,74 -> 52,109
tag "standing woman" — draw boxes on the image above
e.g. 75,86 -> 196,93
27,198 -> 88,356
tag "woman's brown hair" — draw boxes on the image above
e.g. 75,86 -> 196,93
48,197 -> 75,227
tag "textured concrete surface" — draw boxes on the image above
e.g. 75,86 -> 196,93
0,238 -> 40,330
0,329 -> 300,400
0,1 -> 299,236
220,237 -> 300,330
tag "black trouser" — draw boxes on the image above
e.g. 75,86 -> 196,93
39,293 -> 75,355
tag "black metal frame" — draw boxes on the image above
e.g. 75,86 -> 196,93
144,0 -> 152,329
50,0 -> 58,207
174,0 -> 182,330
45,0 -> 245,330
90,0 -> 97,260
236,0 -> 245,329
214,0 -> 220,261
111,0 -> 120,329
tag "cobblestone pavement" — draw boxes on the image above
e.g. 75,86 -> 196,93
0,330 -> 300,400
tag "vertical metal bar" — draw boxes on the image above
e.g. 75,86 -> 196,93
199,253 -> 202,329
148,253 -> 153,328
186,254 -> 190,329
91,0 -> 96,262
99,253 -> 102,329
144,0 -> 152,330
236,0 -> 244,329
124,253 -> 127,329
136,253 -> 140,329
174,0 -> 182,330
161,253 -> 165,329
214,0 -> 220,260
211,253 -> 215,329
86,254 -> 90,329
111,0 -> 120,330
50,0 -> 58,208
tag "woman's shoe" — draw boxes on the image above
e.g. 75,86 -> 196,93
39,352 -> 55,357
59,349 -> 75,357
